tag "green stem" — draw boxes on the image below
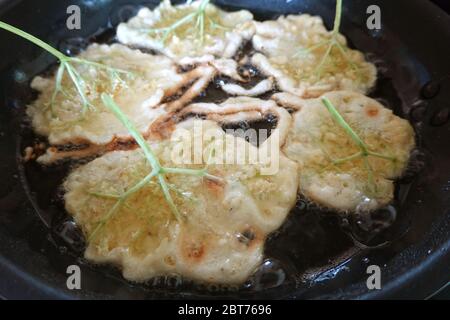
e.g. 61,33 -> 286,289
162,167 -> 206,176
163,167 -> 222,182
315,42 -> 334,78
146,0 -> 213,44
158,174 -> 182,221
0,21 -> 67,61
101,94 -> 161,171
88,170 -> 158,241
65,63 -> 89,109
0,21 -> 135,120
333,0 -> 343,34
50,63 -> 66,116
294,0 -> 359,82
100,94 -> 219,228
321,97 -> 398,194
294,40 -> 328,57
123,171 -> 159,197
199,0 -> 210,11
169,11 -> 197,31
89,199 -> 123,241
368,151 -> 397,162
322,97 -> 369,155
88,191 -> 121,199
72,58 -> 132,75
333,151 -> 362,164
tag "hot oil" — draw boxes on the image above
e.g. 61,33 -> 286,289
13,6 -> 443,297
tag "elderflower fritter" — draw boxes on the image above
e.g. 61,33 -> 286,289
27,43 -> 216,147
279,91 -> 415,212
252,0 -> 376,98
64,111 -> 298,283
117,0 -> 255,60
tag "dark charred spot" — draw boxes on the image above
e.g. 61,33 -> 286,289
56,142 -> 90,152
232,40 -> 254,62
177,64 -> 196,73
179,112 -> 208,122
238,64 -> 260,81
108,137 -> 138,151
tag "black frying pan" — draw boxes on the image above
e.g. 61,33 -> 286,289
0,0 -> 449,299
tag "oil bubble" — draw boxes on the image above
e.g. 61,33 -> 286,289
59,37 -> 89,56
430,107 -> 449,127
246,259 -> 286,291
421,80 -> 440,99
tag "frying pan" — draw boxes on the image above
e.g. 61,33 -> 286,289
0,0 -> 449,299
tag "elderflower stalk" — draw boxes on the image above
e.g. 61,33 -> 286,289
0,20 -> 133,118
0,20 -> 221,240
321,97 -> 396,190
144,0 -> 226,45
93,94 -> 221,241
294,0 -> 361,80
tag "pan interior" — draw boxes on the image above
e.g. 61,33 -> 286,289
0,0 -> 449,299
